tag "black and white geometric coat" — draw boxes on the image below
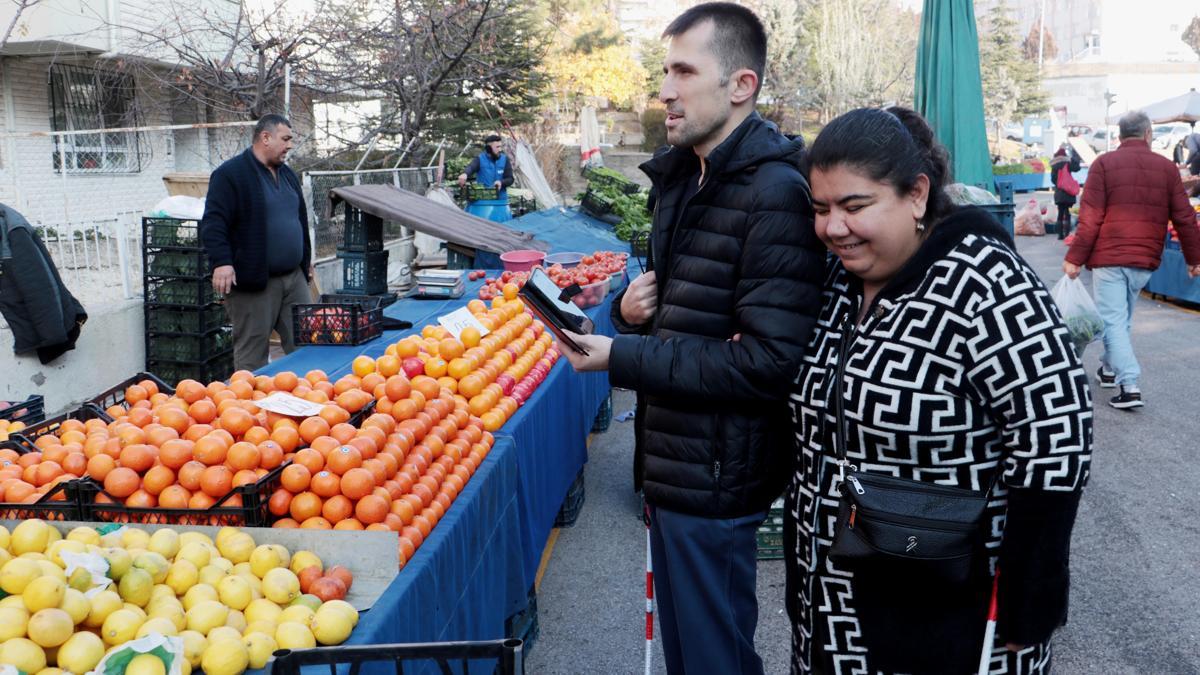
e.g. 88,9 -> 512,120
785,209 -> 1092,674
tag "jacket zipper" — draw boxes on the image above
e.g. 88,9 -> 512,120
712,460 -> 721,495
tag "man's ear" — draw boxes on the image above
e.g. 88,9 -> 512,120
729,69 -> 758,106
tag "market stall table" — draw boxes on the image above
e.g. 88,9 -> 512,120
1147,238 -> 1200,303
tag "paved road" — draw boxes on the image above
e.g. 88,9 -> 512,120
528,231 -> 1200,674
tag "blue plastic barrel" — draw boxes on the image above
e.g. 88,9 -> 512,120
467,199 -> 513,223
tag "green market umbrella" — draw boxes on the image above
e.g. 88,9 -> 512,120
914,0 -> 994,191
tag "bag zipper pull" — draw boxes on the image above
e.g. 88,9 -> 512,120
848,504 -> 857,528
846,475 -> 865,495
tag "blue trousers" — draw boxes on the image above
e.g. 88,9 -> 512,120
1093,266 -> 1153,387
649,506 -> 766,675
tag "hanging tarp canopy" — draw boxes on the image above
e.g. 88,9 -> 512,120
914,0 -> 994,190
328,184 -> 547,254
1136,88 -> 1200,125
579,106 -> 603,170
512,141 -> 561,208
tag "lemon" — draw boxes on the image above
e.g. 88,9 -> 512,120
118,566 -> 154,606
36,560 -> 66,581
231,562 -> 253,577
198,563 -> 228,587
65,526 -> 100,545
217,575 -> 253,611
201,637 -> 250,675
182,583 -> 219,611
248,545 -> 283,579
290,593 -> 321,612
120,527 -> 151,550
84,589 -> 123,628
244,619 -> 278,636
56,630 -> 106,673
244,597 -> 283,625
11,519 -> 53,555
217,533 -> 255,564
0,594 -> 25,608
278,603 -> 315,626
101,547 -> 132,580
275,620 -> 316,649
136,615 -> 180,638
0,548 -> 11,566
149,601 -> 187,632
225,608 -> 247,632
26,607 -> 73,647
238,572 -> 264,598
185,600 -> 229,635
23,575 -> 66,612
34,668 -> 66,675
208,625 -> 243,644
46,539 -> 86,568
101,607 -> 144,645
244,630 -> 278,668
0,557 -> 43,594
0,637 -> 47,673
147,529 -> 181,559
311,605 -> 355,645
0,604 -> 30,640
179,530 -> 213,547
319,599 -> 360,626
58,588 -> 90,625
262,567 -> 300,605
289,550 -> 323,575
209,556 -> 234,573
123,602 -> 148,619
0,524 -> 9,549
126,652 -> 167,675
68,566 -> 95,593
179,629 -> 208,667
214,527 -> 240,547
176,542 -> 212,569
133,551 -> 170,584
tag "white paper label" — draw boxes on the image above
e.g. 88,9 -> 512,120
255,391 -> 327,417
438,306 -> 490,340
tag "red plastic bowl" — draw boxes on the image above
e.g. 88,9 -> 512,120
499,249 -> 547,273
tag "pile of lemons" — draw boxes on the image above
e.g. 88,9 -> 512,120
0,519 -> 359,675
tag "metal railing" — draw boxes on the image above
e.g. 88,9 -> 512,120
33,212 -> 144,301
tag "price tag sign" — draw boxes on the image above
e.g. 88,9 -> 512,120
438,306 -> 490,340
255,392 -> 326,418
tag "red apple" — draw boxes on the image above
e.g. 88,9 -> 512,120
402,357 -> 425,378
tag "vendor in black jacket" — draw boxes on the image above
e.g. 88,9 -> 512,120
200,114 -> 312,371
0,203 -> 87,363
561,5 -> 824,674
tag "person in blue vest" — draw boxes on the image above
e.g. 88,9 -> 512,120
457,134 -> 514,222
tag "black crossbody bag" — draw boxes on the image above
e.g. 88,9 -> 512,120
827,314 -> 994,586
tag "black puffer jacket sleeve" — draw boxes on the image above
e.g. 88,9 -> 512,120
608,169 -> 823,402
609,287 -> 649,335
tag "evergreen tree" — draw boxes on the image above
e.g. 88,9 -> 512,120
1183,16 -> 1200,59
978,0 -> 1048,122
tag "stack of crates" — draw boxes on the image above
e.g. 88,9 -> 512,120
142,217 -> 234,384
756,498 -> 785,560
338,204 -> 389,296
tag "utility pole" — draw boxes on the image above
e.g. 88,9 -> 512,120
1037,0 -> 1047,71
1104,90 -> 1117,152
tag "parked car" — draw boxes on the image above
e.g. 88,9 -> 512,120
1151,123 -> 1191,151
1088,126 -> 1120,153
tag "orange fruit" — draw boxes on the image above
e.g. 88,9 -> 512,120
376,355 -> 401,378
242,426 -> 270,445
274,371 -> 299,392
501,282 -> 519,300
158,484 -> 191,508
438,339 -> 465,361
176,379 -> 206,404
200,465 -> 233,497
270,425 -> 301,453
298,417 -> 331,445
273,518 -> 299,529
193,435 -> 228,466
142,465 -> 175,495
189,491 -> 217,509
322,494 -> 354,523
293,448 -> 325,475
305,369 -> 328,384
339,468 -> 375,500
354,494 -> 389,524
325,445 -> 362,475
125,384 -> 149,405
226,442 -> 261,471
384,376 -> 412,402
290,491 -> 323,521
118,444 -> 156,473
219,407 -> 254,437
85,454 -> 117,481
104,467 -> 141,498
320,404 -> 352,426
281,464 -> 312,493
351,355 -> 376,377
158,439 -> 194,470
269,488 -> 293,516
311,470 -> 341,498
334,518 -> 363,530
158,407 -> 191,434
258,441 -> 285,470
329,423 -> 357,445
233,469 -> 260,487
301,516 -> 332,529
125,489 -> 156,508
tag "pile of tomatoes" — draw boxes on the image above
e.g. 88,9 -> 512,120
544,251 -> 628,289
476,271 -> 528,301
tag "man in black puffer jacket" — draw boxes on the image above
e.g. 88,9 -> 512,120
562,4 -> 824,673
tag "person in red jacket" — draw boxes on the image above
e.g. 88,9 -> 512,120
1063,110 -> 1200,410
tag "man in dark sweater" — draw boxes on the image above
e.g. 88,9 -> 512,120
200,114 -> 312,371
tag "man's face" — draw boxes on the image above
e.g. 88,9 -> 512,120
486,141 -> 503,157
660,21 -> 732,150
259,124 -> 294,167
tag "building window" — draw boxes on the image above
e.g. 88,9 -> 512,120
48,64 -> 142,173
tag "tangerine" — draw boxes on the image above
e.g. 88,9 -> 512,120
293,448 -> 325,474
354,495 -> 389,524
158,484 -> 191,508
310,471 -> 341,498
274,371 -> 299,392
200,465 -> 233,497
193,435 -> 228,466
142,465 -> 175,495
227,442 -> 261,471
104,467 -> 140,498
339,468 -> 375,500
280,464 -> 312,493
321,494 -> 353,523
325,446 -> 362,475
351,355 -> 376,377
268,488 -> 293,517
86,454 -> 117,481
290,491 -> 323,521
298,417 -> 331,444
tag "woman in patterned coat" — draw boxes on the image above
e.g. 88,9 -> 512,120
786,107 -> 1092,674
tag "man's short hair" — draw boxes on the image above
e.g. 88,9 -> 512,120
254,114 -> 291,142
1117,111 -> 1151,140
662,2 -> 767,97
483,134 -> 502,144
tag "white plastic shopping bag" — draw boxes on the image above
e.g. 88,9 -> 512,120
1051,276 -> 1104,356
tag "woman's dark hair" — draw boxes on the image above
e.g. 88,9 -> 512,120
808,106 -> 953,226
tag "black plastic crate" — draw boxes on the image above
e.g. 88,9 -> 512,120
145,303 -> 228,334
554,468 -> 585,528
0,433 -> 36,455
0,478 -> 85,522
585,167 -> 642,195
580,189 -> 615,218
89,372 -> 175,412
144,249 -> 210,278
21,404 -> 114,442
142,217 -> 203,249
293,294 -> 385,346
0,395 -> 45,426
342,204 -> 384,252
756,499 -> 785,561
145,275 -> 218,306
147,351 -> 234,387
505,587 -> 539,656
77,460 -> 288,526
265,639 -> 524,675
591,392 -> 613,434
146,328 -> 233,362
338,248 -> 389,295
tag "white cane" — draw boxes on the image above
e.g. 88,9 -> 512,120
977,568 -> 1000,675
644,506 -> 654,675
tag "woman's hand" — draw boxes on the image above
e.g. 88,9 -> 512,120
1006,642 -> 1027,652
558,332 -> 613,372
